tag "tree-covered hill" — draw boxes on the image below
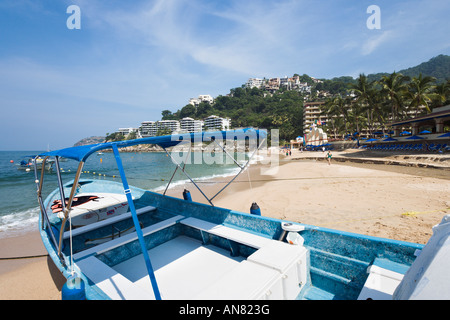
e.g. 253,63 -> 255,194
392,54 -> 450,84
162,87 -> 303,142
160,54 -> 449,142
365,54 -> 449,83
317,54 -> 450,93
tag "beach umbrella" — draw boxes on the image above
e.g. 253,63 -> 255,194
419,130 -> 431,134
400,131 -> 411,135
366,138 -> 378,142
383,137 -> 397,142
406,135 -> 425,140
437,132 -> 450,138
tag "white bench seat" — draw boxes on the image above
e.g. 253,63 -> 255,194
180,217 -> 273,249
64,205 -> 156,239
357,258 -> 407,300
194,260 -> 284,300
73,215 -> 184,260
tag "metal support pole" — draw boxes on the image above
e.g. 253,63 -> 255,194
210,137 -> 266,202
163,147 -> 214,206
54,156 -> 67,213
112,144 -> 162,300
163,142 -> 191,196
33,157 -> 59,250
58,161 -> 84,256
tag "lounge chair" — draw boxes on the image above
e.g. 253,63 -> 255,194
432,144 -> 441,152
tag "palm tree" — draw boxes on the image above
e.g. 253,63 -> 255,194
322,95 -> 351,135
352,74 -> 378,136
407,73 -> 437,116
347,99 -> 367,136
431,81 -> 450,108
379,72 -> 409,122
325,114 -> 346,139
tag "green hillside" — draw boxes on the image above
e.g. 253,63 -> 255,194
160,54 -> 450,141
367,54 -> 450,83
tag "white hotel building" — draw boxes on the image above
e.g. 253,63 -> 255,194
139,120 -> 180,138
180,117 -> 203,133
204,115 -> 231,131
137,115 -> 230,138
189,94 -> 214,107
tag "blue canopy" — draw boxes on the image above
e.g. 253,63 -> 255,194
438,132 -> 450,138
39,128 -> 266,162
406,135 -> 425,140
419,130 -> 431,134
365,138 -> 378,142
383,137 -> 397,142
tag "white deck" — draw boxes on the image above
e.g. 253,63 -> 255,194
113,236 -> 245,299
74,216 -> 309,300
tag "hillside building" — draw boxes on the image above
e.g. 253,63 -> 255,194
204,115 -> 231,131
180,117 -> 203,133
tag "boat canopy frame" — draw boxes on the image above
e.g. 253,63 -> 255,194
33,128 -> 267,300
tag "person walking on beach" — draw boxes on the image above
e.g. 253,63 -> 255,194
326,150 -> 332,165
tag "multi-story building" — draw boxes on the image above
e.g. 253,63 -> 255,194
204,115 -> 231,131
180,117 -> 203,133
157,120 -> 180,134
117,127 -> 137,136
140,120 -> 180,137
246,78 -> 265,89
139,121 -> 157,138
303,102 -> 328,134
189,94 -> 214,106
264,78 -> 280,93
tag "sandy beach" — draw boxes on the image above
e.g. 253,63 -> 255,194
1,148 -> 449,299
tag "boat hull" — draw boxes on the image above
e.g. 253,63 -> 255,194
39,179 -> 423,300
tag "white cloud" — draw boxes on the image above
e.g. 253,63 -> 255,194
361,30 -> 393,55
80,0 -> 314,76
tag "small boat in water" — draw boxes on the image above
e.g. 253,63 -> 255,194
17,155 -> 54,171
33,129 -> 450,300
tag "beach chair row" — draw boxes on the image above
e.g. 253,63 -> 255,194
361,143 -> 449,153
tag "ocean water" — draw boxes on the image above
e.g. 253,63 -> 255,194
0,150 -> 247,239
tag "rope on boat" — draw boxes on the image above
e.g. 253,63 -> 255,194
0,254 -> 49,260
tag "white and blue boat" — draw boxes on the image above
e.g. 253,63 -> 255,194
17,155 -> 54,171
33,128 -> 450,300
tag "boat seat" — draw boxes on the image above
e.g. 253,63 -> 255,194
180,217 -> 273,249
73,215 -> 184,260
194,260 -> 284,300
76,255 -> 156,300
181,217 -> 309,299
64,205 -> 157,239
357,258 -> 408,300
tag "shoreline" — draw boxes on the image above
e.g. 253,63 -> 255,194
168,149 -> 449,245
0,149 -> 449,299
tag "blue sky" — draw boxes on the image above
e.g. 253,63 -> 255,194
1,0 -> 449,150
